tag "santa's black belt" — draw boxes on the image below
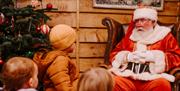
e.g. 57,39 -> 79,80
126,62 -> 150,74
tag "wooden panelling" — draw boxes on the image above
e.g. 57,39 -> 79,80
16,0 -> 31,8
46,12 -> 177,27
71,58 -> 105,72
45,12 -> 132,27
162,1 -> 179,16
78,58 -> 104,72
158,16 -> 179,23
79,43 -> 106,57
42,0 -> 77,12
79,13 -> 132,27
69,43 -> 106,57
79,29 -> 108,42
46,12 -> 76,27
79,13 -> 177,27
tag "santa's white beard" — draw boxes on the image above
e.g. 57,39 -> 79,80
134,27 -> 154,38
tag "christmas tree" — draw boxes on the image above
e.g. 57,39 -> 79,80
0,0 -> 51,67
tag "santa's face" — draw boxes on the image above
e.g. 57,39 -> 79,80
134,18 -> 155,31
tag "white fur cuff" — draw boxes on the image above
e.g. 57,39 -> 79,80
112,51 -> 129,68
149,50 -> 166,74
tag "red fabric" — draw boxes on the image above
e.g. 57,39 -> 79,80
110,18 -> 180,90
110,14 -> 180,70
113,76 -> 171,91
110,32 -> 180,71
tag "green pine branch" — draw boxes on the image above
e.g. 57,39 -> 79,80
0,1 -> 51,62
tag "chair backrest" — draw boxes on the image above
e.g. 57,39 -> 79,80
102,17 -> 125,64
102,17 -> 180,64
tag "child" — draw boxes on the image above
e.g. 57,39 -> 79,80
1,57 -> 38,91
77,68 -> 114,91
33,24 -> 79,91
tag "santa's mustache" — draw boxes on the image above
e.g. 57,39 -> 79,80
135,27 -> 146,31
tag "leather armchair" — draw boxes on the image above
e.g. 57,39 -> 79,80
102,17 -> 180,91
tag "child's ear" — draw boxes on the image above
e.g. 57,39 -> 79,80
28,78 -> 34,87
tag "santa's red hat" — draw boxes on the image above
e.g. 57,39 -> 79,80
133,8 -> 158,21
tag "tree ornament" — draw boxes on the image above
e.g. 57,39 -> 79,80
46,3 -> 53,10
25,51 -> 34,57
36,26 -> 41,32
0,13 -> 5,25
0,59 -> 4,64
11,16 -> 14,31
40,24 -> 50,34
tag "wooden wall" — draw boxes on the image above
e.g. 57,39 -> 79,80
18,0 -> 180,72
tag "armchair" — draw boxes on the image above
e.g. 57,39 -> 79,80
102,17 -> 180,91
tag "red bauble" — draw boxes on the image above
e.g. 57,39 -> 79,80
40,24 -> 50,34
46,3 -> 53,10
0,59 -> 4,65
0,13 -> 5,25
36,26 -> 40,32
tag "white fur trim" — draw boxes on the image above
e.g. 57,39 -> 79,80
149,50 -> 166,74
130,24 -> 171,51
112,51 -> 129,69
111,69 -> 175,82
18,88 -> 37,91
133,8 -> 158,21
119,70 -> 134,77
134,72 -> 175,82
110,68 -> 134,77
161,73 -> 175,82
134,72 -> 161,80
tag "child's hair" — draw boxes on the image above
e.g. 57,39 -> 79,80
77,68 -> 114,91
1,57 -> 36,91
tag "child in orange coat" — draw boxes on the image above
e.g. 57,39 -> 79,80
33,24 -> 79,91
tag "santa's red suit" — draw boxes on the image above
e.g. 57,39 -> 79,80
110,8 -> 180,91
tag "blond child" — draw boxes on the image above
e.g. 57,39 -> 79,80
33,24 -> 79,91
77,68 -> 114,91
1,57 -> 38,91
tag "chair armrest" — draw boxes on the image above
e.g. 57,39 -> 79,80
102,17 -> 125,64
169,67 -> 180,81
169,67 -> 180,91
175,22 -> 180,46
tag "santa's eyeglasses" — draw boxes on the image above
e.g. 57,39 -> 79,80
134,18 -> 151,24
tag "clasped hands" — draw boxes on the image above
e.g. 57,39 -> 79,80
127,51 -> 155,64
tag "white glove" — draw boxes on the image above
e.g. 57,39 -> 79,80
128,50 -> 165,74
127,52 -> 141,63
133,51 -> 155,63
112,51 -> 130,68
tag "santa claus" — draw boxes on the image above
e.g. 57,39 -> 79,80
109,7 -> 180,91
